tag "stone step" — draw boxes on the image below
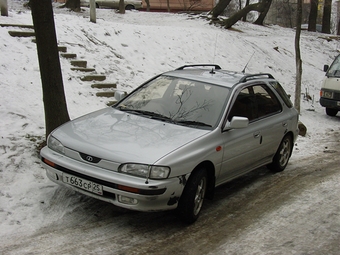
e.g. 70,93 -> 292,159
71,67 -> 96,72
0,24 -> 34,29
91,83 -> 117,89
106,100 -> 118,106
58,46 -> 67,53
71,60 -> 87,68
61,53 -> 77,59
81,75 -> 106,82
96,91 -> 115,97
8,30 -> 35,37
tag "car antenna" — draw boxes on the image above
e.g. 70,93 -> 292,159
242,52 -> 255,73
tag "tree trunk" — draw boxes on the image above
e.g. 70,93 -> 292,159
64,0 -> 81,12
222,2 -> 262,28
119,0 -> 125,13
308,0 -> 318,31
144,0 -> 150,11
254,0 -> 273,25
31,0 -> 70,138
211,0 -> 233,19
1,0 -> 8,16
295,0 -> 302,114
322,0 -> 332,34
167,0 -> 170,12
242,0 -> 250,21
90,0 -> 96,23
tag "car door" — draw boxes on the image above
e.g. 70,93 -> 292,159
216,83 -> 284,185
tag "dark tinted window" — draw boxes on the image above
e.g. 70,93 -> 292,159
269,81 -> 293,108
228,84 -> 282,122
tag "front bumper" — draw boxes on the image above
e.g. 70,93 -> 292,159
320,97 -> 340,110
40,147 -> 187,212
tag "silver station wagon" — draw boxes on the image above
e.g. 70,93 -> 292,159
40,64 -> 299,223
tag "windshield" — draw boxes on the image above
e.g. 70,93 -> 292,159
327,55 -> 340,77
115,75 -> 230,129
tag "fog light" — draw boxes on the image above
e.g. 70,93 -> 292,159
118,195 -> 138,205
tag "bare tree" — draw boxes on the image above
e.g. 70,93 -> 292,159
1,0 -> 8,16
211,0 -> 233,19
31,0 -> 70,139
308,0 -> 318,31
144,0 -> 151,11
242,0 -> 250,21
219,0 -> 272,29
254,0 -> 273,25
295,0 -> 302,113
322,0 -> 332,34
119,0 -> 125,13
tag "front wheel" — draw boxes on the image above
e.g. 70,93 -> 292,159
326,108 -> 338,116
268,135 -> 292,172
177,169 -> 207,224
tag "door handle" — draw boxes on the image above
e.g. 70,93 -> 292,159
253,132 -> 260,138
282,122 -> 288,127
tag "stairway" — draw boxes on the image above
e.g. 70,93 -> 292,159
3,23 -> 124,106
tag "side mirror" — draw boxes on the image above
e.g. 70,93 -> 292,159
323,65 -> 329,72
223,116 -> 249,131
114,90 -> 127,101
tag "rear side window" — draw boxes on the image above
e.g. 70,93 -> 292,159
269,81 -> 293,108
228,84 -> 282,122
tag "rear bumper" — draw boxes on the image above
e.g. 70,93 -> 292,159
40,147 -> 186,212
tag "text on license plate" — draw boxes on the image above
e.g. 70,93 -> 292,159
62,173 -> 103,195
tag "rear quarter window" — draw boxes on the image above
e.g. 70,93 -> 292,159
269,81 -> 293,108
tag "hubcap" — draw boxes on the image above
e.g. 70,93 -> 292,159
193,177 -> 206,215
279,139 -> 291,167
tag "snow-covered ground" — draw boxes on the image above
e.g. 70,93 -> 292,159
0,1 -> 340,253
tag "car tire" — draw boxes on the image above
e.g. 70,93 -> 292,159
326,108 -> 338,116
125,5 -> 135,10
268,135 -> 292,172
177,169 -> 207,224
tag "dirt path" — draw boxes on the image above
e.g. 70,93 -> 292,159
1,132 -> 340,255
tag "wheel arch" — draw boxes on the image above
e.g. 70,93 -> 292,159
125,4 -> 135,10
190,160 -> 215,200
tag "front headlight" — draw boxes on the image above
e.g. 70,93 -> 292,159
119,163 -> 170,179
321,90 -> 334,99
47,135 -> 65,154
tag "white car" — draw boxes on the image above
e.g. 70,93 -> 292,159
40,64 -> 299,223
80,0 -> 143,10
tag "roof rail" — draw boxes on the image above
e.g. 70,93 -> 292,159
175,64 -> 222,70
239,73 -> 274,83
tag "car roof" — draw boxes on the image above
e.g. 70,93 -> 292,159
162,65 -> 275,88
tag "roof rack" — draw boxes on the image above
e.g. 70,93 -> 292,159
239,73 -> 274,83
175,64 -> 222,70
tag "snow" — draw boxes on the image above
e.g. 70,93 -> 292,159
0,1 -> 340,253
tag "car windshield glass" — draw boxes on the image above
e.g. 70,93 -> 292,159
115,75 -> 230,129
327,55 -> 340,77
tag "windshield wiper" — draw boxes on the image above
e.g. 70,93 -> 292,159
175,120 -> 212,127
117,108 -> 174,122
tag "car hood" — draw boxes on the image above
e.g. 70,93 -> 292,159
53,107 -> 209,164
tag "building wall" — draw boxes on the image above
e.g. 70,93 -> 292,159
142,0 -> 214,11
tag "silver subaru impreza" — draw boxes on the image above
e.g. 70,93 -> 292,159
40,64 -> 299,223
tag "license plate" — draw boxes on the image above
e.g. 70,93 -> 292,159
62,173 -> 103,195
337,101 -> 340,106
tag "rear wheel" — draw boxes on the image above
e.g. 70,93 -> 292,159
326,108 -> 338,116
268,135 -> 292,172
177,169 -> 207,224
125,5 -> 135,10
